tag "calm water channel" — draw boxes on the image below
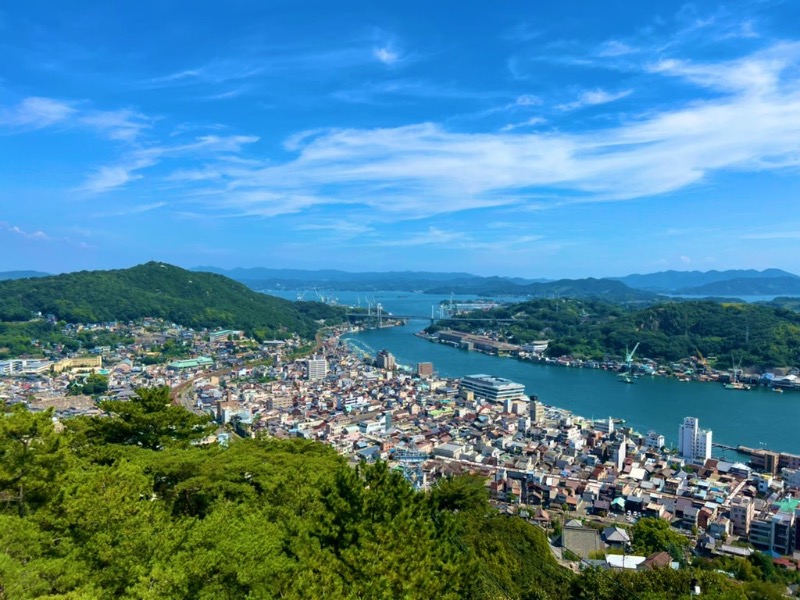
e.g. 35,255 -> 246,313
267,290 -> 800,455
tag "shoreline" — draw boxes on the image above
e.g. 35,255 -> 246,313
414,330 -> 793,391
339,332 -> 796,463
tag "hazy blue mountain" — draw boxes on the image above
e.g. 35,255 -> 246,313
425,276 -> 533,295
192,266 -> 544,292
428,277 -> 658,301
614,268 -> 799,292
522,278 -> 658,301
193,266 -> 479,283
0,270 -> 50,280
678,276 -> 800,296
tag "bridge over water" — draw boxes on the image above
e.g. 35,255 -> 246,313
345,312 -> 518,325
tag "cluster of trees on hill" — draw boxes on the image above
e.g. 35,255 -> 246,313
0,320 -> 135,359
436,299 -> 800,369
0,262 -> 346,346
0,388 -> 780,599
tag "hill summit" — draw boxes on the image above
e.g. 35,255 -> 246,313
0,261 -> 343,339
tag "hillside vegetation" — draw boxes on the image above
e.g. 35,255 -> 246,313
0,262 -> 344,341
439,299 -> 800,369
0,391 -> 758,599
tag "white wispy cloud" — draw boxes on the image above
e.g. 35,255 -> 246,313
373,47 -> 400,65
78,109 -> 151,141
500,117 -> 546,132
647,42 -> 800,94
0,222 -> 96,249
1,222 -> 50,240
296,219 -> 374,237
558,88 -> 632,111
0,96 -> 153,144
79,134 -> 259,194
81,165 -> 145,193
164,42 -> 800,221
374,227 -> 544,251
0,97 -> 75,129
92,202 -> 167,217
597,40 -> 638,57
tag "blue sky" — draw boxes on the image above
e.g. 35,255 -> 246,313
3,1 -> 800,277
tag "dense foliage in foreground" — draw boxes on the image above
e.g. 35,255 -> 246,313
0,262 -> 345,342
438,298 -> 800,368
0,388 -> 780,599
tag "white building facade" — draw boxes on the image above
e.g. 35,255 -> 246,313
306,357 -> 328,380
678,416 -> 712,461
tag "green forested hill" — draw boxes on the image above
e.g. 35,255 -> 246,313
439,299 -> 800,368
0,392 -> 761,599
0,262 -> 344,339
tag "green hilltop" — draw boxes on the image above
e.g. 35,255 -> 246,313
438,298 -> 800,369
0,262 -> 344,340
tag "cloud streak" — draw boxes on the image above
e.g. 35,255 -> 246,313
0,97 -> 75,130
557,88 -> 632,111
158,42 -> 800,222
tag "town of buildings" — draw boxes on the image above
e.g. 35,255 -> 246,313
3,319 -> 800,572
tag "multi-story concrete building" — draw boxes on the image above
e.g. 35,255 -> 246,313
750,511 -> 796,556
461,374 -> 525,404
644,431 -> 665,451
678,416 -> 712,461
729,496 -> 755,537
530,397 -> 546,424
0,359 -> 53,376
307,357 -> 328,380
376,350 -> 396,370
416,362 -> 434,378
593,417 -> 615,435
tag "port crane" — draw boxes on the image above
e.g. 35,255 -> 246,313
618,342 -> 640,384
625,342 -> 640,372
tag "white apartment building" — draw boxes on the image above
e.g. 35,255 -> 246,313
678,416 -> 712,461
644,431 -> 665,451
306,357 -> 328,380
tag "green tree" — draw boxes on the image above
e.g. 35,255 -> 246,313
0,406 -> 66,516
87,386 -> 214,450
632,517 -> 690,560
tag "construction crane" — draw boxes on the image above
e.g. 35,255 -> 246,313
625,342 -> 640,373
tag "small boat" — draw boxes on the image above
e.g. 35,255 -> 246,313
773,388 -> 784,393
618,373 -> 634,384
724,382 -> 751,390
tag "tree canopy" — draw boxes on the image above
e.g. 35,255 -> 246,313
440,298 -> 800,368
0,262 -> 345,342
0,399 -> 761,599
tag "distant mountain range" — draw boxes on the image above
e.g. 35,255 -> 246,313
192,266 -> 548,293
613,268 -> 799,293
0,270 -> 50,280
193,266 -> 800,300
677,275 -> 800,296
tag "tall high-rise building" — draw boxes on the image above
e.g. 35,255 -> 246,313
678,416 -> 712,461
377,349 -> 396,370
530,397 -> 546,424
306,356 -> 328,380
